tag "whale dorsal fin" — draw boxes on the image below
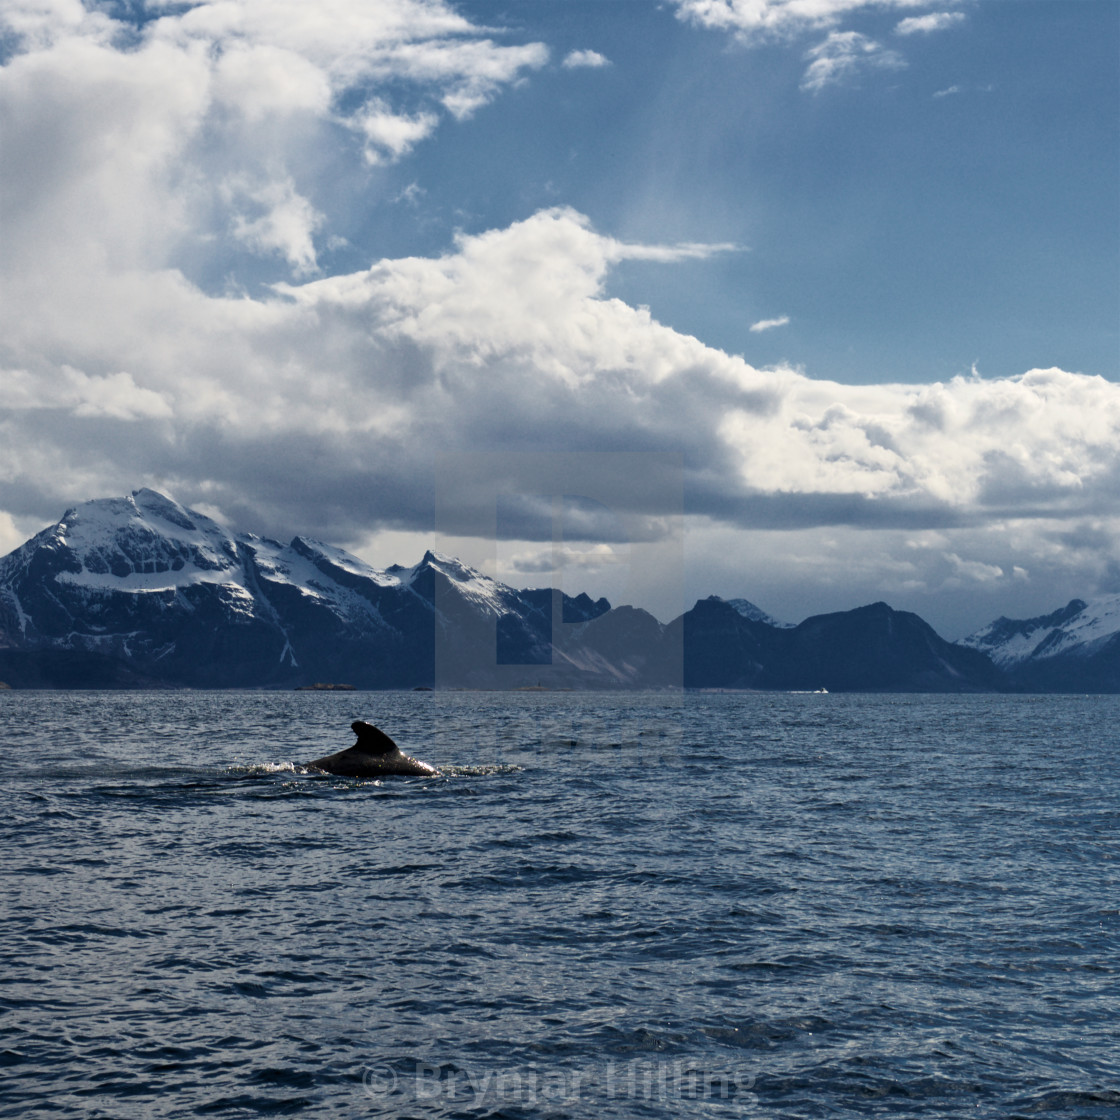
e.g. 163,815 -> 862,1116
350,720 -> 398,755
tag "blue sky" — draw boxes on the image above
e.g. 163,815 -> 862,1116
181,0 -> 1118,385
344,0 -> 1120,386
0,0 -> 1118,636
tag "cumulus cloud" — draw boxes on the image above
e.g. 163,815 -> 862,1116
562,49 -> 610,69
2,367 -> 173,421
351,98 -> 440,163
750,315 -> 790,332
671,0 -> 962,91
228,177 -> 325,274
671,0 -> 921,42
0,0 -> 548,287
210,42 -> 332,120
0,0 -> 118,51
3,197 -> 1117,540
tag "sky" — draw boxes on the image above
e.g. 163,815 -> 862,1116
0,0 -> 1117,639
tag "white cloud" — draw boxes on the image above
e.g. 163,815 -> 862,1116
229,177 -> 325,274
801,30 -> 905,92
944,552 -> 1004,584
351,98 -> 440,163
0,509 -> 25,559
6,199 -> 1111,544
2,44 -> 1116,558
671,0 -> 960,92
671,0 -> 947,43
610,240 -> 740,264
0,0 -> 118,52
211,42 -> 332,121
562,49 -> 610,69
505,543 -> 621,575
69,371 -> 175,422
6,196 -> 1116,565
0,0 -> 549,286
896,11 -> 966,35
2,367 -> 173,421
750,315 -> 790,332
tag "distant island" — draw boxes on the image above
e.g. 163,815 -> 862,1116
1,489 -> 1117,693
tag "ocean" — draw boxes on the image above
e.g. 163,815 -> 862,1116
1,689 -> 1117,1119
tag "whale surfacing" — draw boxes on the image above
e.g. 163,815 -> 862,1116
306,721 -> 440,778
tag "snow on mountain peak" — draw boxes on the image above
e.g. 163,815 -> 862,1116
288,537 -> 402,588
49,490 -> 241,592
725,597 -> 794,629
131,487 -> 200,532
412,550 -> 514,618
962,594 -> 1120,666
705,595 -> 792,629
419,549 -> 478,579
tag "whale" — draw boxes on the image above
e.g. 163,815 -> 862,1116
305,721 -> 440,778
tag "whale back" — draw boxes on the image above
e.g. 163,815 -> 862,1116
305,721 -> 439,778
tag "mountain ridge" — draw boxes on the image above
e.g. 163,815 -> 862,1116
1,490 -> 1117,692
960,594 -> 1120,692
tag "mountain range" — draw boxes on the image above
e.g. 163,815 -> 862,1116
0,489 -> 1116,692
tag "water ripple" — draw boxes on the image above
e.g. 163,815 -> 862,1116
1,690 -> 1118,1118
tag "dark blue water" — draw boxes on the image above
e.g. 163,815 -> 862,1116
1,690 -> 1117,1119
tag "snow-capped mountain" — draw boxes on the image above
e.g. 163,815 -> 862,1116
0,489 -> 607,688
962,595 -> 1120,666
961,595 -> 1120,691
